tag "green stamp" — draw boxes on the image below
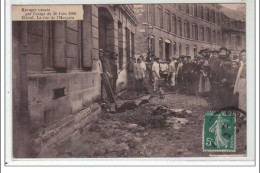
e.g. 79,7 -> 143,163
203,111 -> 236,152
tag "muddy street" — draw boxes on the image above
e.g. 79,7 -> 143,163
55,92 -> 246,158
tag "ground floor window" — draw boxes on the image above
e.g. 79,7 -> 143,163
159,38 -> 163,59
186,45 -> 190,55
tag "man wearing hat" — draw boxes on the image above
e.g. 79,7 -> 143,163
204,48 -> 212,60
146,53 -> 155,84
99,49 -> 116,108
184,56 -> 198,95
211,47 -> 233,109
176,56 -> 185,91
152,57 -> 160,92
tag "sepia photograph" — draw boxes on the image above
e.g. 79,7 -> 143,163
11,2 -> 249,160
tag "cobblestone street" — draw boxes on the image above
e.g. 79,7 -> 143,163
55,92 -> 246,158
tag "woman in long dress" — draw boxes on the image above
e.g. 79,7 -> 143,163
234,49 -> 246,112
199,60 -> 211,94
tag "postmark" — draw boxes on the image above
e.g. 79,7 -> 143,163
203,111 -> 236,152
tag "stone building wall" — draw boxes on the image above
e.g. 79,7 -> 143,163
12,5 -> 137,131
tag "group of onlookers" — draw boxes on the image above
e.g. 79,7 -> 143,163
98,47 -> 246,113
127,47 -> 246,112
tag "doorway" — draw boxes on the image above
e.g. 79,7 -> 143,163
165,40 -> 171,60
98,7 -> 114,51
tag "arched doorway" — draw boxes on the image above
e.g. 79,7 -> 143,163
98,7 -> 114,51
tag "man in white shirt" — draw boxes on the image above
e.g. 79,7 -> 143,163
152,57 -> 160,92
139,55 -> 147,71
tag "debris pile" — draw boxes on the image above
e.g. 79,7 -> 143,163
116,95 -> 152,112
166,117 -> 189,130
150,105 -> 192,129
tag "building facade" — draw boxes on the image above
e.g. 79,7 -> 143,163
134,4 -> 246,60
12,4 -> 137,132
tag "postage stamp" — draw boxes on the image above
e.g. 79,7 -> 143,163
203,111 -> 236,152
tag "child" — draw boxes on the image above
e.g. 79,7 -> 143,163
158,87 -> 165,99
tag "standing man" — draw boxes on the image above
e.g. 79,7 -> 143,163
168,58 -> 176,87
134,58 -> 146,95
213,47 -> 232,109
152,57 -> 160,92
140,55 -> 149,93
126,56 -> 136,91
146,53 -> 155,84
98,49 -> 105,101
99,49 -> 116,111
176,56 -> 184,91
110,52 -> 118,95
182,56 -> 189,93
234,49 -> 246,112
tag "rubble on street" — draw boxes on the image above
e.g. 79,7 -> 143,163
52,92 -> 246,158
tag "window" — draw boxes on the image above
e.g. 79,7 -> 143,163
193,4 -> 198,17
192,24 -> 198,40
199,26 -> 204,41
125,28 -> 130,60
159,38 -> 163,58
216,12 -> 220,25
173,42 -> 177,55
179,44 -> 182,56
198,5 -> 201,18
157,6 -> 163,28
205,8 -> 210,21
211,10 -> 216,23
129,30 -> 132,57
235,35 -> 242,47
206,27 -> 211,42
78,21 -> 83,70
172,15 -> 177,34
185,4 -> 190,14
185,45 -> 189,55
148,5 -> 155,25
150,36 -> 155,54
131,32 -> 135,58
193,46 -> 197,56
118,22 -> 123,69
42,21 -> 54,72
217,31 -> 221,44
177,4 -> 181,10
165,10 -> 171,32
184,21 -> 190,38
200,5 -> 204,19
212,30 -> 216,43
195,25 -> 198,40
178,17 -> 182,36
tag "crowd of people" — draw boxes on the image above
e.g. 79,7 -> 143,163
126,47 -> 246,112
97,47 -> 246,113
